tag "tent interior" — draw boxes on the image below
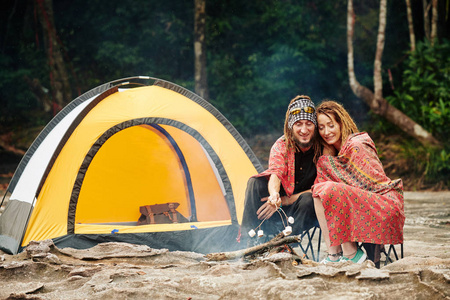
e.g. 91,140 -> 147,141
75,123 -> 230,225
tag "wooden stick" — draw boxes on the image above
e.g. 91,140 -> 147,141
205,234 -> 302,261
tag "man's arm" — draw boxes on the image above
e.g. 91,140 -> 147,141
267,173 -> 281,202
256,174 -> 282,220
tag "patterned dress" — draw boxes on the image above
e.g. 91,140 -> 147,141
312,132 -> 404,246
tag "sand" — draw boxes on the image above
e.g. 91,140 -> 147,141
0,191 -> 449,299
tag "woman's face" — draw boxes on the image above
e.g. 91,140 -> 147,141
317,113 -> 342,150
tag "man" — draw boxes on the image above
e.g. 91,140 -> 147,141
240,95 -> 320,245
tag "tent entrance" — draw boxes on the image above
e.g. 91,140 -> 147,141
73,123 -> 231,228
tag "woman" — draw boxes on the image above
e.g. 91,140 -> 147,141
312,101 -> 404,263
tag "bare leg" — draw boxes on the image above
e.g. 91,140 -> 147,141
341,242 -> 358,259
313,197 -> 342,255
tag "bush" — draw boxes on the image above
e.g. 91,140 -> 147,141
386,39 -> 450,142
384,39 -> 450,188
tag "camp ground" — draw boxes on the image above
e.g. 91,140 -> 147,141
0,76 -> 264,255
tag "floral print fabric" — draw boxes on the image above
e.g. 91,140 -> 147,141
256,136 -> 297,197
312,132 -> 404,246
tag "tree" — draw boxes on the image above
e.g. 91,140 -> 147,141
35,0 -> 72,113
194,0 -> 209,100
422,0 -> 439,46
405,0 -> 416,52
430,0 -> 438,46
347,0 -> 441,147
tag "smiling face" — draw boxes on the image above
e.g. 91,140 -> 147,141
292,119 -> 316,150
318,113 -> 342,151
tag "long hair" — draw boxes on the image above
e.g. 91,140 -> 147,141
283,95 -> 322,162
316,100 -> 359,150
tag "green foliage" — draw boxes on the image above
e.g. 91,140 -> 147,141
0,48 -> 50,131
382,39 -> 450,187
400,141 -> 449,189
386,39 -> 450,142
207,0 -> 350,136
1,0 -> 447,188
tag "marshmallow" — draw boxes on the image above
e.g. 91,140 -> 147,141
283,226 -> 292,236
288,217 -> 295,224
248,229 -> 256,237
257,229 -> 264,237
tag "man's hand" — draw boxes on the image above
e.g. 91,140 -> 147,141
257,194 -> 281,220
267,193 -> 281,207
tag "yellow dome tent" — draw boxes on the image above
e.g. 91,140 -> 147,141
0,77 -> 263,254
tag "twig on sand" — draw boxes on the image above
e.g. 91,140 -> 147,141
205,233 -> 302,261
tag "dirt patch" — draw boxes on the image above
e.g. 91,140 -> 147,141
0,192 -> 449,299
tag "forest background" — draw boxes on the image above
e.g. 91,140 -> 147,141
0,0 -> 449,190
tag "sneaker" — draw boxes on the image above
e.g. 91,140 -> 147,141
320,253 -> 342,264
339,248 -> 367,263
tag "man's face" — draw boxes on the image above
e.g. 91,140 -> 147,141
292,119 -> 316,149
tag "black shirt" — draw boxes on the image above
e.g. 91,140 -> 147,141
293,147 -> 317,194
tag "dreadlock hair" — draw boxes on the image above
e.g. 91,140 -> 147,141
283,95 -> 322,162
316,100 -> 359,150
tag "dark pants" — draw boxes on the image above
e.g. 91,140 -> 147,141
241,176 -> 317,239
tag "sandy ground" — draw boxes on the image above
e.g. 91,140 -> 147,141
0,191 -> 449,299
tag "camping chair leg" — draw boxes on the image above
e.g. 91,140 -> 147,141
298,226 -> 321,262
362,243 -> 381,268
316,228 -> 321,262
298,231 -> 308,260
299,230 -> 314,261
381,246 -> 393,266
308,228 -> 316,262
383,244 -> 404,266
387,244 -> 399,260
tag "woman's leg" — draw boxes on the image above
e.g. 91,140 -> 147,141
313,197 -> 342,256
341,242 -> 358,258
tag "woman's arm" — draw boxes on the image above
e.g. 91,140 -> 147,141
281,190 -> 311,206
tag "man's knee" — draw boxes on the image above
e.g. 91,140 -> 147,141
247,176 -> 267,188
293,192 -> 318,228
297,192 -> 314,210
246,176 -> 269,196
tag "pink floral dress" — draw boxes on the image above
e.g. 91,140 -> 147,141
312,132 -> 404,246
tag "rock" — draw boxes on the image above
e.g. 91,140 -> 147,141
25,239 -> 54,258
68,266 -> 102,278
356,268 -> 390,280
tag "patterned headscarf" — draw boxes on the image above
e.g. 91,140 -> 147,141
287,98 -> 317,128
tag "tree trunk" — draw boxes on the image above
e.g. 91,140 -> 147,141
430,0 -> 438,46
35,0 -> 72,112
423,0 -> 431,41
373,0 -> 387,109
24,76 -> 52,112
405,0 -> 416,52
347,0 -> 441,147
194,0 -> 209,100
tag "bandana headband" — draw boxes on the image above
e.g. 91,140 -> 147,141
287,98 -> 317,128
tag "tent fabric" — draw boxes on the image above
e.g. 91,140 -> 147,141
53,223 -> 242,254
0,76 -> 263,255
